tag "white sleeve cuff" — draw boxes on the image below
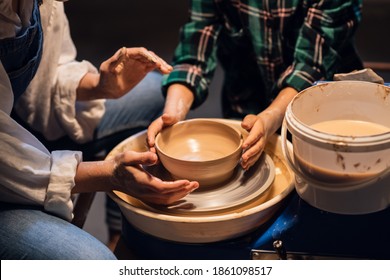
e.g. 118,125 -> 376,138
44,150 -> 82,221
54,60 -> 105,143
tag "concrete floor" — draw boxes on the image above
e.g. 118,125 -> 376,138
64,0 -> 390,246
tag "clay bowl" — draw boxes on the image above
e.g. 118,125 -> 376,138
155,119 -> 243,187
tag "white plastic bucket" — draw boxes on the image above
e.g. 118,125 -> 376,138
281,81 -> 390,214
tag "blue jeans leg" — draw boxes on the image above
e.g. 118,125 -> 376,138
0,203 -> 116,260
95,71 -> 164,141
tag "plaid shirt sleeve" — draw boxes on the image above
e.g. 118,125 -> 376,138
162,0 -> 221,108
278,0 -> 363,92
164,0 -> 363,108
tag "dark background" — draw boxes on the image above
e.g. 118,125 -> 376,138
65,1 -> 189,64
64,0 -> 390,64
63,0 -> 390,242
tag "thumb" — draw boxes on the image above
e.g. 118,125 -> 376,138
117,151 -> 158,166
106,47 -> 127,74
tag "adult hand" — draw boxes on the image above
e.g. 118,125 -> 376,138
111,151 -> 199,205
77,47 -> 173,100
99,47 -> 173,99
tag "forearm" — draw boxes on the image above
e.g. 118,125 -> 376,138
73,160 -> 115,193
259,87 -> 298,135
164,84 -> 194,120
76,72 -> 103,101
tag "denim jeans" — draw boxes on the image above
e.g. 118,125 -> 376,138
0,203 -> 116,260
95,71 -> 165,153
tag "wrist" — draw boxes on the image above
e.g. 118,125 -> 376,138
76,73 -> 102,101
73,160 -> 115,193
258,108 -> 284,135
260,87 -> 298,133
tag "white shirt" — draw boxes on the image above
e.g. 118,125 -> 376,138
0,0 -> 100,221
0,0 -> 34,39
14,0 -> 105,143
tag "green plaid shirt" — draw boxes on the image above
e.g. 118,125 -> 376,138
162,0 -> 363,118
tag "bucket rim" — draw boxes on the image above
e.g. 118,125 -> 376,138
285,81 -> 390,151
285,108 -> 390,151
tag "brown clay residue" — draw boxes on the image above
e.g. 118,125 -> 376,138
336,153 -> 346,170
318,82 -> 330,92
332,142 -> 349,152
376,84 -> 390,101
382,85 -> 390,100
362,163 -> 372,172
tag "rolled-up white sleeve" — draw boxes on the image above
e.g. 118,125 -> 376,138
0,110 -> 82,221
45,150 -> 82,221
53,60 -> 103,143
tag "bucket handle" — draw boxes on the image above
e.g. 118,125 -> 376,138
281,118 -> 390,189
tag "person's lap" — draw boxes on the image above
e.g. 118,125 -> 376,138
0,203 -> 116,260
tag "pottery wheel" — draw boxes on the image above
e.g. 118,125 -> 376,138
143,152 -> 275,214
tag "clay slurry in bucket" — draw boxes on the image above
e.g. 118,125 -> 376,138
298,119 -> 390,183
311,120 -> 390,137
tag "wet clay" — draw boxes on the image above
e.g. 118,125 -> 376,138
155,119 -> 243,186
311,119 -> 390,137
295,119 -> 390,184
294,152 -> 379,184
